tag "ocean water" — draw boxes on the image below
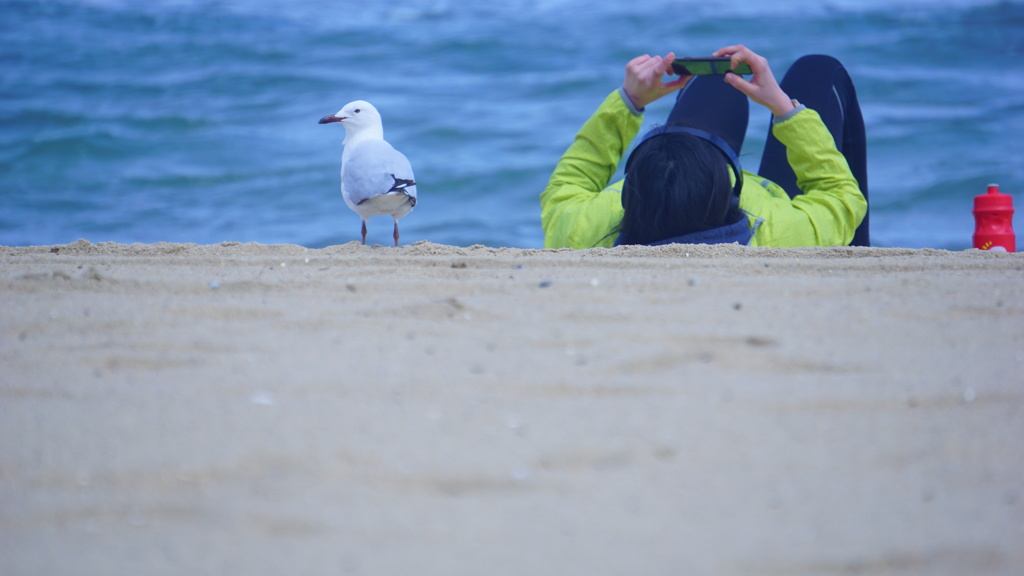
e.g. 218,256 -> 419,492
1,0 -> 1022,249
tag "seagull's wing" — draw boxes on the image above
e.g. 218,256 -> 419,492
342,140 -> 416,207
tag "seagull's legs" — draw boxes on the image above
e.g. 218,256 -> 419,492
361,220 -> 367,245
392,219 -> 400,247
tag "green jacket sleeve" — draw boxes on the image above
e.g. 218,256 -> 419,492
540,90 -> 642,249
745,107 -> 867,247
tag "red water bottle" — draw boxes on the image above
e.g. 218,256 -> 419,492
972,183 -> 1015,252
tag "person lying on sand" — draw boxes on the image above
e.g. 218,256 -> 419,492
540,45 -> 869,248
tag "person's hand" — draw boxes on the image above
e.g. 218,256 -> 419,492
713,45 -> 795,117
622,52 -> 691,110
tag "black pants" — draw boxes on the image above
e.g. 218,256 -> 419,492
665,55 -> 869,246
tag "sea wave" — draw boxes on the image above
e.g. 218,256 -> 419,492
1,0 -> 1022,249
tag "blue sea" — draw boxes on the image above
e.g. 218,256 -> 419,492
2,0 -> 1022,249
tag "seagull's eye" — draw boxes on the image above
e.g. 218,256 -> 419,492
354,109 -> 361,113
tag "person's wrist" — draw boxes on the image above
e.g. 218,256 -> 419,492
769,94 -> 796,117
622,86 -> 646,111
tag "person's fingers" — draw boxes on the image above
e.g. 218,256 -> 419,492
730,52 -> 748,72
735,48 -> 770,77
662,75 -> 691,91
638,55 -> 665,77
723,71 -> 753,95
712,44 -> 746,58
713,44 -> 764,75
658,52 -> 677,74
628,54 -> 652,67
625,55 -> 654,79
623,52 -> 691,107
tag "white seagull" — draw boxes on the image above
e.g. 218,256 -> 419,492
319,100 -> 417,246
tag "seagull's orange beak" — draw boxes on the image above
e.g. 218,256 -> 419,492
318,115 -> 344,124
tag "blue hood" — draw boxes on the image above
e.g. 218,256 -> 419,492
615,213 -> 754,247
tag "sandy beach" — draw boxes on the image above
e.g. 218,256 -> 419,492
2,240 -> 1022,575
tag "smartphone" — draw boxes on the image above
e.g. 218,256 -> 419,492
672,57 -> 752,76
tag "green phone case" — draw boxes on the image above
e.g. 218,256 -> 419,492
672,58 -> 752,76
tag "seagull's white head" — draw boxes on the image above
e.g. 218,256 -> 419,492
319,100 -> 383,142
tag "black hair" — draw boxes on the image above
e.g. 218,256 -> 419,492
620,132 -> 741,245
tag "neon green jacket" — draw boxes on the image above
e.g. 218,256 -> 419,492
540,89 -> 867,248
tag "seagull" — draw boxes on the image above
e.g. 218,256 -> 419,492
319,100 -> 417,246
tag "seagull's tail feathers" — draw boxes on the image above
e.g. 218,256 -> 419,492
388,174 -> 417,208
388,175 -> 416,194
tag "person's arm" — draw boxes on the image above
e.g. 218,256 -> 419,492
713,44 -> 796,118
765,109 -> 866,246
540,53 -> 690,249
715,44 -> 865,246
539,90 -> 640,249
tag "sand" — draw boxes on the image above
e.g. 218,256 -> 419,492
2,239 -> 1023,575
